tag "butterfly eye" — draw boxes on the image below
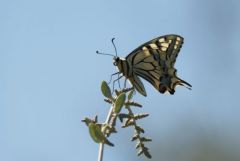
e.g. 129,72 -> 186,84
113,62 -> 117,66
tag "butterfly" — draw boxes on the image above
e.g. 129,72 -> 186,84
97,35 -> 192,96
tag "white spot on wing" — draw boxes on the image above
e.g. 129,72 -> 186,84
149,43 -> 158,49
159,38 -> 165,42
161,43 -> 169,47
144,50 -> 151,56
161,47 -> 167,51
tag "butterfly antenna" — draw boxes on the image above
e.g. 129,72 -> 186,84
111,38 -> 118,57
96,50 -> 115,57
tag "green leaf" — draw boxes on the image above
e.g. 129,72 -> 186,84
138,146 -> 152,158
144,150 -> 152,159
101,81 -> 112,99
134,113 -> 149,120
114,93 -> 126,113
137,149 -> 144,156
88,123 -> 102,143
104,98 -> 112,104
140,137 -> 152,142
128,90 -> 134,100
122,119 -> 134,128
94,115 -> 98,123
135,125 -> 145,133
88,123 -> 114,146
125,101 -> 142,108
131,134 -> 139,141
135,141 -> 141,149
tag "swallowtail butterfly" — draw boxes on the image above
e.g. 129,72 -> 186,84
97,35 -> 191,96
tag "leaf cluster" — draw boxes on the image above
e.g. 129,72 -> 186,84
82,81 -> 152,159
118,90 -> 152,159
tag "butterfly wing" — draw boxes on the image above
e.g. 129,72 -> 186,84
128,73 -> 147,96
126,35 -> 191,95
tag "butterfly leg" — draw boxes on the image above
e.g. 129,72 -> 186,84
108,72 -> 120,84
117,73 -> 121,89
124,78 -> 127,88
112,75 -> 123,93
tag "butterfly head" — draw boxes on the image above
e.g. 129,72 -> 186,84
113,57 -> 120,66
97,38 -> 120,66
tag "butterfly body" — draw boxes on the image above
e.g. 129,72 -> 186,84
112,35 -> 191,96
113,57 -> 130,77
114,56 -> 147,96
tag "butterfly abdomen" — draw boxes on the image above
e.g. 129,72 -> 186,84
115,57 -> 147,96
159,74 -> 175,94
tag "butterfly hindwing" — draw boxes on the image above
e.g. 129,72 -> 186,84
128,73 -> 147,97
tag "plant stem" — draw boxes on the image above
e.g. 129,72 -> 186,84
98,143 -> 104,161
97,105 -> 114,161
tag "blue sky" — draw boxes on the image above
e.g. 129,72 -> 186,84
1,0 -> 240,161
